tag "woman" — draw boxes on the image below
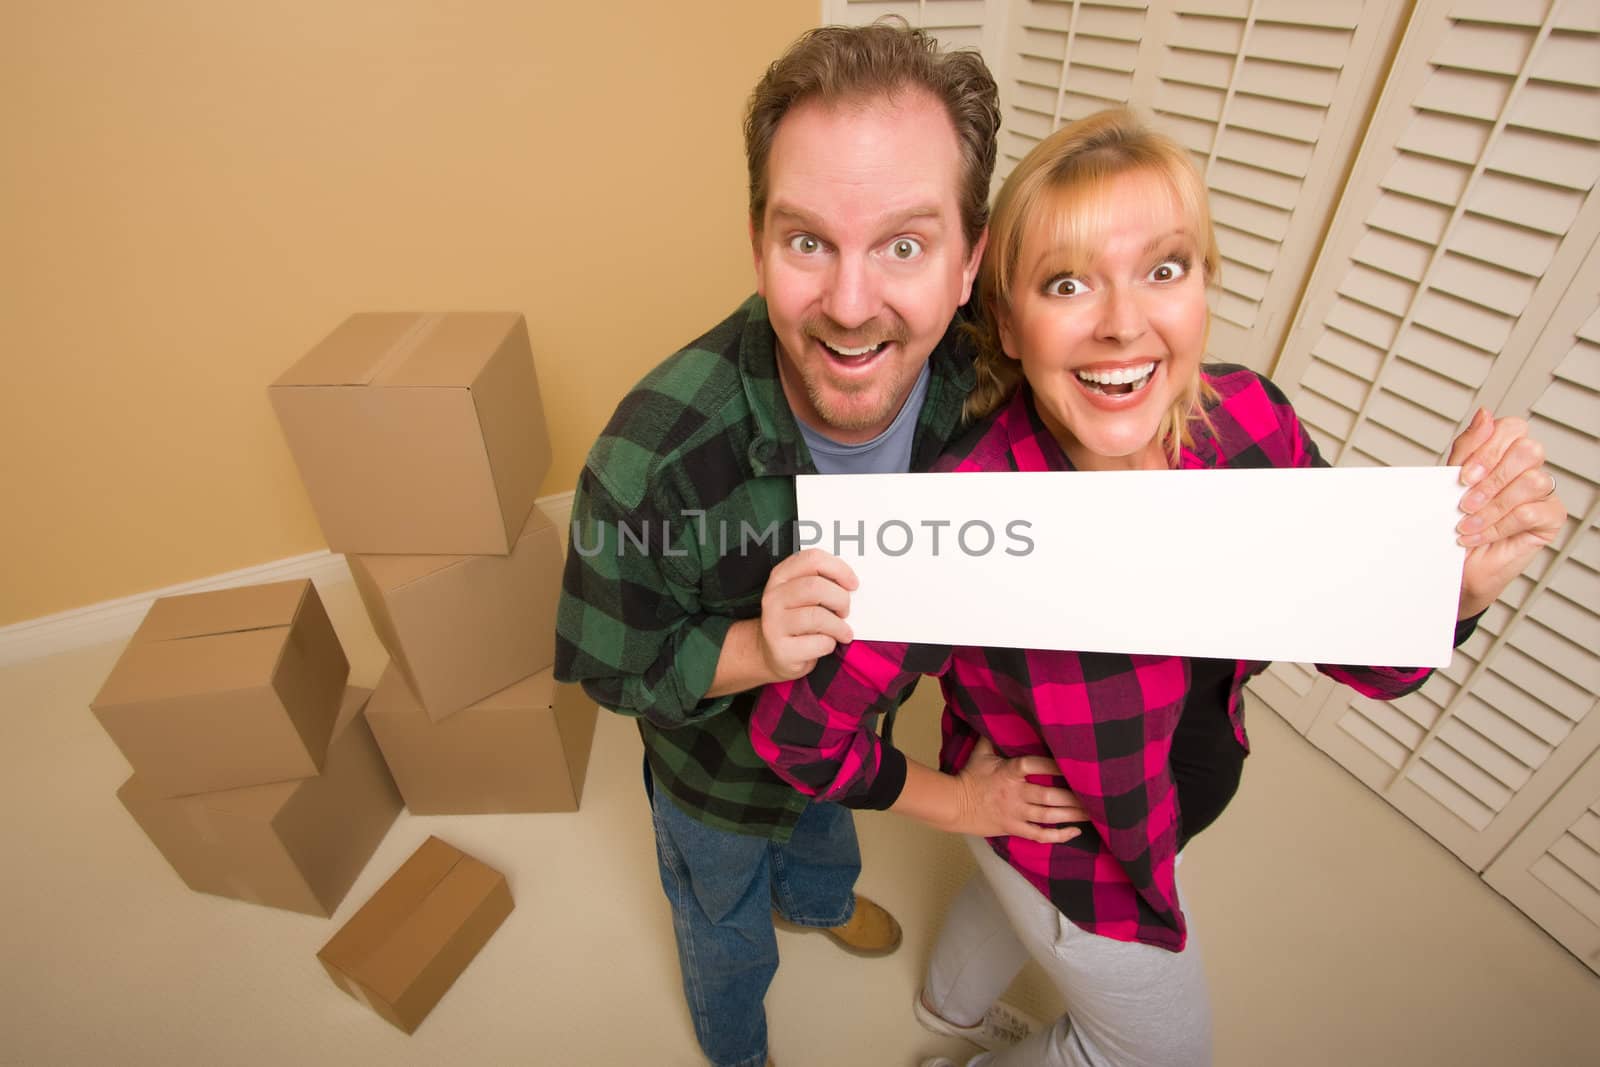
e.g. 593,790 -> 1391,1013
749,109 -> 1565,1067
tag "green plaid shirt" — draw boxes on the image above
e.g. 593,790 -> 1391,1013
555,294 -> 975,841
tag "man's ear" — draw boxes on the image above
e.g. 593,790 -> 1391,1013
959,226 -> 989,306
750,218 -> 766,297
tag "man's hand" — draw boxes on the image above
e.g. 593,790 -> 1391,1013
949,738 -> 1085,843
756,548 -> 859,681
1449,408 -> 1567,620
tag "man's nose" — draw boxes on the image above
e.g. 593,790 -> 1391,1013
820,254 -> 883,330
1096,286 -> 1148,345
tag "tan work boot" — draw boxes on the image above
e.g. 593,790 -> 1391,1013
773,893 -> 902,957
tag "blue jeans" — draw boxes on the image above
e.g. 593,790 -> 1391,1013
647,763 -> 861,1067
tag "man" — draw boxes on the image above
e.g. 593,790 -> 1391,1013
556,22 -> 1048,1067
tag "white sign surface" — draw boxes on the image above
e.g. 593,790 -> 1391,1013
796,468 -> 1466,667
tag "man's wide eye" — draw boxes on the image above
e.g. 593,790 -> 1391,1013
789,234 -> 821,254
889,237 -> 923,260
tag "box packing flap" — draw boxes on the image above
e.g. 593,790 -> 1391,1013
116,686 -> 402,916
348,506 -> 562,721
366,664 -> 597,815
318,835 -> 514,1034
270,312 -> 551,555
92,580 -> 348,797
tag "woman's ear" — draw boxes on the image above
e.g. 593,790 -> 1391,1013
997,305 -> 1022,362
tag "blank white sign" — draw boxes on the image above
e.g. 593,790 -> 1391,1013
796,467 -> 1467,667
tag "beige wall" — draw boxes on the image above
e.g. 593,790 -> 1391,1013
0,0 -> 817,625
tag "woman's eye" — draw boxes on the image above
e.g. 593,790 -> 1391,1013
789,234 -> 822,255
1150,258 -> 1189,282
1045,276 -> 1087,297
889,237 -> 923,260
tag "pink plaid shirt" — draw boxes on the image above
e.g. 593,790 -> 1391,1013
752,366 -> 1440,950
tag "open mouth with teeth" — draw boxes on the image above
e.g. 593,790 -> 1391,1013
819,338 -> 890,365
1076,361 -> 1156,396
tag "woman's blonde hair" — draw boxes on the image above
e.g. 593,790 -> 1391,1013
965,108 -> 1221,464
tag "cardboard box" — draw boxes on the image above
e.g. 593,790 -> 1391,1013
318,835 -> 513,1034
92,580 -> 349,797
270,312 -> 551,555
348,507 -> 561,721
116,686 -> 402,916
366,664 -> 597,815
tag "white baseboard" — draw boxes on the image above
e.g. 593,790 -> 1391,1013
0,490 -> 575,669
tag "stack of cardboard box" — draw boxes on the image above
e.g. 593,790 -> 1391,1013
93,579 -> 402,916
269,312 -> 597,815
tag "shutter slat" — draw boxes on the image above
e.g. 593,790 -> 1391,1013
1431,21 -> 1535,77
1301,360 -> 1371,414
1367,388 -> 1456,453
1419,736 -> 1515,811
1161,47 -> 1237,91
1209,216 -> 1281,269
1339,707 -> 1410,769
1433,254 -> 1529,316
1324,295 -> 1401,351
1397,110 -> 1495,166
1380,152 -> 1471,208
1409,753 -> 1495,829
1547,835 -> 1600,906
1234,57 -> 1338,107
1154,80 -> 1225,125
1530,29 -> 1600,89
1310,328 -> 1384,382
1530,852 -> 1600,924
1450,214 -> 1561,280
1486,127 -> 1600,191
1352,418 -> 1436,466
1533,378 -> 1600,438
1209,188 -> 1291,242
1294,386 -> 1357,444
1414,66 -> 1514,122
1438,718 -> 1532,791
1215,124 -> 1315,178
1170,13 -> 1246,56
1510,82 -> 1600,142
1454,694 -> 1552,771
1335,262 -> 1417,318
1396,323 -> 1495,389
1572,810 -> 1600,856
1352,228 -> 1431,284
1225,91 -> 1323,143
1411,289 -> 1514,355
1206,159 -> 1303,212
1246,22 -> 1350,70
1369,190 -> 1452,248
1467,172 -> 1586,236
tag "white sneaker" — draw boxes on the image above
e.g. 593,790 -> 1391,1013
913,989 -> 1038,1051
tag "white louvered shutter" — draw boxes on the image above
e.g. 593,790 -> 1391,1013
1262,0 -> 1600,879
824,1 -> 1009,56
1484,740 -> 1600,978
993,1 -> 1408,372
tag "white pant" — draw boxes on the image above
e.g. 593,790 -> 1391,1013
924,837 -> 1212,1067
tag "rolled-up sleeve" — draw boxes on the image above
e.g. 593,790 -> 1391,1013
751,640 -> 951,806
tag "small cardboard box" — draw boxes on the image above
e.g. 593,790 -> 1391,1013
366,664 -> 596,815
116,686 -> 402,916
92,579 -> 349,797
318,835 -> 513,1034
348,507 -> 561,721
270,312 -> 551,556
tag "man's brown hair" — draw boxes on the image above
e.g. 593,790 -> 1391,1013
744,18 -> 1000,252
